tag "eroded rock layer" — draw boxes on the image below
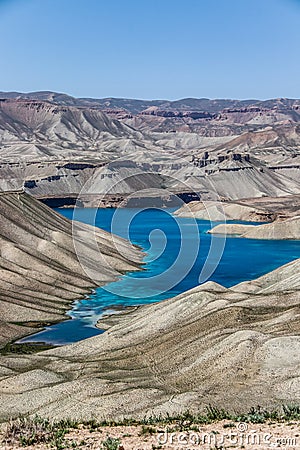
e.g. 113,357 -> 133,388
0,95 -> 300,203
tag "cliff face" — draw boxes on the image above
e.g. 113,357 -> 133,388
0,192 -> 142,346
0,259 -> 299,420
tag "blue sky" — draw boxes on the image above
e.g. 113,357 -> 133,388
0,0 -> 299,100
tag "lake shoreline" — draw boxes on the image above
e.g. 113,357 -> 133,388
0,192 -> 143,348
15,206 -> 300,347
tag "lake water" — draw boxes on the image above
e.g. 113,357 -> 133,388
20,207 -> 300,345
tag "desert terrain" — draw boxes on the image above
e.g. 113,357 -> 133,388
0,93 -> 299,205
0,93 -> 299,449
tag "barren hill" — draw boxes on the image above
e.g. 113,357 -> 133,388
0,191 -> 141,346
1,90 -> 299,114
0,98 -> 147,160
0,258 -> 299,420
208,215 -> 300,240
0,93 -> 300,203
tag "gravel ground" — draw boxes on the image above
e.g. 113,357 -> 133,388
1,420 -> 300,449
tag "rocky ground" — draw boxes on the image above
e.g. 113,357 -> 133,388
57,421 -> 300,450
174,195 -> 300,221
208,215 -> 300,239
1,418 -> 300,449
174,199 -> 276,221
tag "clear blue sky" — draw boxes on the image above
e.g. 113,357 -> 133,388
0,0 -> 299,100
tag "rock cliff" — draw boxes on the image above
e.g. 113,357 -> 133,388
0,94 -> 300,203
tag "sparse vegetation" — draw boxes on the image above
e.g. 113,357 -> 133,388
139,425 -> 157,436
96,404 -> 300,428
82,418 -> 100,432
101,436 -> 121,450
2,416 -> 78,449
0,342 -> 55,355
3,405 -> 300,449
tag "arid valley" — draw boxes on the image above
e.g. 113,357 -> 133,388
0,90 -> 299,449
1,0 -> 300,447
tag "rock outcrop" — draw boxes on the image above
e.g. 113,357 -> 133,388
0,258 -> 299,420
208,216 -> 300,240
0,191 -> 142,346
0,98 -> 147,162
174,200 -> 275,222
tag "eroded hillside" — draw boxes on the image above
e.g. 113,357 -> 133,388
0,259 -> 299,420
0,93 -> 300,203
0,191 -> 141,346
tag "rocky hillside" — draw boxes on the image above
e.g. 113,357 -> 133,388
0,93 -> 300,202
0,191 -> 141,346
175,200 -> 276,222
175,195 -> 300,222
0,98 -> 149,161
0,258 -> 299,420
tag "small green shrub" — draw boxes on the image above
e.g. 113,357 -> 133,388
139,425 -> 157,435
101,436 -> 121,450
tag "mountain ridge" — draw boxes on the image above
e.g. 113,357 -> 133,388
1,90 -> 299,114
0,92 -> 299,203
0,191 -> 142,346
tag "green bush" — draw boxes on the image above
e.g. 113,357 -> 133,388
101,436 -> 121,450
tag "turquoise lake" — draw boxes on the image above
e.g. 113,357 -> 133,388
20,207 -> 300,345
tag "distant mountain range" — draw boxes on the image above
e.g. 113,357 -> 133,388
0,90 -> 300,114
0,91 -> 299,203
0,91 -> 300,114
